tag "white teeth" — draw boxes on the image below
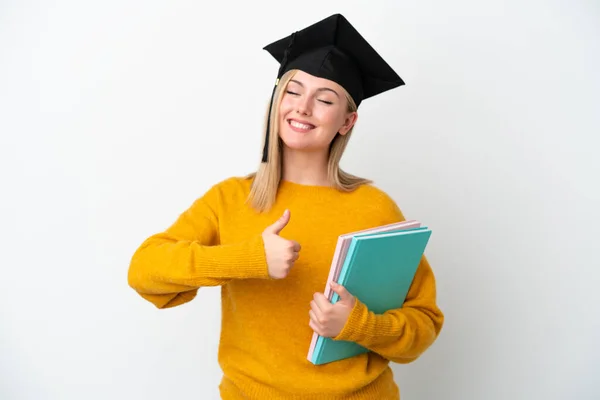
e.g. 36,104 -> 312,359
290,120 -> 313,130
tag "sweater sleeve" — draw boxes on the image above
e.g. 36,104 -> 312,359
332,255 -> 444,363
331,187 -> 444,362
127,181 -> 270,309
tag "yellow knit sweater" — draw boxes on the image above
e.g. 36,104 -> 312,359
128,176 -> 444,399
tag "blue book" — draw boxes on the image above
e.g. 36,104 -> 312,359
310,227 -> 432,365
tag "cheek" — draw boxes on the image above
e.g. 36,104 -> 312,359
315,107 -> 342,128
279,98 -> 294,117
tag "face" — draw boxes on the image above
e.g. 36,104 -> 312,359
278,70 -> 357,155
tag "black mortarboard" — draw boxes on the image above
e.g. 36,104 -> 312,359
260,13 -> 405,162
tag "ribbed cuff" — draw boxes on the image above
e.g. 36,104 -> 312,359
333,298 -> 370,343
191,235 -> 270,280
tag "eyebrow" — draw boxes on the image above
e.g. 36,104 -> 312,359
289,79 -> 340,97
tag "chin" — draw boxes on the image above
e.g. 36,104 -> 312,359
281,139 -> 326,155
281,139 -> 311,152
280,129 -> 310,146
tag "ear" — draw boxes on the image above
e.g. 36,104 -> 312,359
339,111 -> 358,136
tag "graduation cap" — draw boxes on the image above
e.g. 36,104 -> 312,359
261,13 -> 405,162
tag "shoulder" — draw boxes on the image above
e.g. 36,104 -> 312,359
209,175 -> 253,192
351,182 -> 407,224
200,175 -> 253,203
176,175 -> 252,225
353,182 -> 396,203
352,182 -> 399,208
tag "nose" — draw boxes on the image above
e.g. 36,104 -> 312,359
296,96 -> 312,116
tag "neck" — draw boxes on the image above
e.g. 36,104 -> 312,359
281,147 -> 330,186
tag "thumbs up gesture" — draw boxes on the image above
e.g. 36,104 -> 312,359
262,209 -> 301,279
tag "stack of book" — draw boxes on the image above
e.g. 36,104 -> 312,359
307,220 -> 432,365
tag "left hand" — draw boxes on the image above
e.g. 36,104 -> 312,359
309,282 -> 356,338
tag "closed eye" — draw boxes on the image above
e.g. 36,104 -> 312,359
286,89 -> 332,105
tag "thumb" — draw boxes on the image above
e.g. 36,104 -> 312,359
331,282 -> 353,303
265,209 -> 291,235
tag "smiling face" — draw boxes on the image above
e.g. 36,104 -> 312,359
278,70 -> 358,156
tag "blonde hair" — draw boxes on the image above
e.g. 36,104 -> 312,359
246,69 -> 372,212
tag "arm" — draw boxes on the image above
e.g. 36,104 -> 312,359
333,255 -> 444,363
127,183 -> 270,309
331,188 -> 444,362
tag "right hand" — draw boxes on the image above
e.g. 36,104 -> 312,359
262,209 -> 301,279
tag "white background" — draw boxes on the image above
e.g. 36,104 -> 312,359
1,0 -> 599,399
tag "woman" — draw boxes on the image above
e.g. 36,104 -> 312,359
128,13 -> 444,400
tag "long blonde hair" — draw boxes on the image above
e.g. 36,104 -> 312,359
247,69 -> 371,213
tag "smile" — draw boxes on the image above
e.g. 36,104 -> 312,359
288,119 -> 316,132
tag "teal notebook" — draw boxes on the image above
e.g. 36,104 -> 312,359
310,227 -> 431,365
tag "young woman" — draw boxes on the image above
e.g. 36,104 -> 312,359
128,14 -> 444,400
